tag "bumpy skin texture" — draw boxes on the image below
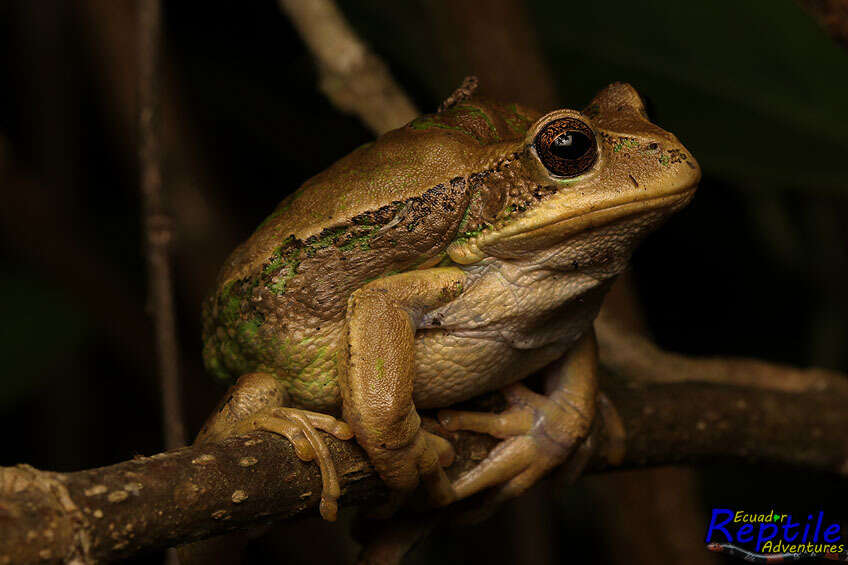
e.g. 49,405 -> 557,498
198,83 -> 700,518
202,97 -> 540,410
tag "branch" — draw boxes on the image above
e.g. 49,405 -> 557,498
78,0 -> 243,305
278,0 -> 418,134
1,363 -> 846,564
596,315 -> 848,395
438,0 -> 560,110
796,0 -> 848,51
138,0 -> 186,450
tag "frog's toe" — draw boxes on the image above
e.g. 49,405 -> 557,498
368,427 -> 457,515
452,431 -> 587,502
441,383 -> 594,502
270,407 -> 354,440
452,435 -> 537,499
419,431 -> 456,507
285,410 -> 343,521
437,406 -> 534,438
238,412 -> 315,460
239,408 -> 352,522
425,429 -> 456,467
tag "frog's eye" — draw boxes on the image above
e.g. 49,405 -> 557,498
534,118 -> 597,178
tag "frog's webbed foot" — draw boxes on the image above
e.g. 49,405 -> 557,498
437,331 -> 608,503
235,406 -> 353,521
355,422 -> 455,524
438,382 -> 593,502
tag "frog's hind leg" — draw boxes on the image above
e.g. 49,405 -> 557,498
197,372 -> 353,521
437,330 -> 615,503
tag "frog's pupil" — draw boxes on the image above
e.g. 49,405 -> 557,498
534,117 -> 597,177
551,131 -> 591,160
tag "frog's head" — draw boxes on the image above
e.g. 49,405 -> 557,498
447,82 -> 700,264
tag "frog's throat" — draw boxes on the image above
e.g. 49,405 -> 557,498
447,186 -> 696,264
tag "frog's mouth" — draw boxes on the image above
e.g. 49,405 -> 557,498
448,183 -> 697,264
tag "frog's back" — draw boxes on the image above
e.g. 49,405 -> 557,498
202,98 -> 541,408
219,98 -> 540,283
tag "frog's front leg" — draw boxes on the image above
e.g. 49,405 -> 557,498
340,267 -> 466,507
438,330 -> 604,501
195,372 -> 353,521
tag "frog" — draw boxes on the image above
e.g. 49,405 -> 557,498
196,81 -> 700,522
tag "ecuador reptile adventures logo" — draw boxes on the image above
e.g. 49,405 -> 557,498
705,509 -> 847,562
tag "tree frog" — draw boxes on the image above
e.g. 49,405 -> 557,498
198,82 -> 699,521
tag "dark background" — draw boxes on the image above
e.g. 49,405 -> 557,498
1,0 -> 846,563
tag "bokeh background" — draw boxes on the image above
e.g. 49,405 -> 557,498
1,0 -> 846,563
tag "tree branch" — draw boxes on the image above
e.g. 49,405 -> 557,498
796,0 -> 848,51
138,0 -> 186,451
278,0 -> 418,134
1,362 -> 846,564
596,314 -> 848,395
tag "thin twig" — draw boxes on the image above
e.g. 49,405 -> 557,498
138,0 -> 185,451
1,362 -> 846,564
278,0 -> 418,134
78,0 -> 242,306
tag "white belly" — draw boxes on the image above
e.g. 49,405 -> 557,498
411,257 -> 611,408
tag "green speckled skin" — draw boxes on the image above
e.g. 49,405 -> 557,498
203,97 -> 540,410
195,83 -> 701,522
202,83 -> 699,414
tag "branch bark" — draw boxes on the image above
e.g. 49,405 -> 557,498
596,314 -> 848,395
1,362 -> 846,564
278,0 -> 418,134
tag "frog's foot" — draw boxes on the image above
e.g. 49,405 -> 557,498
367,426 -> 457,514
235,407 -> 353,521
437,382 -> 593,502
